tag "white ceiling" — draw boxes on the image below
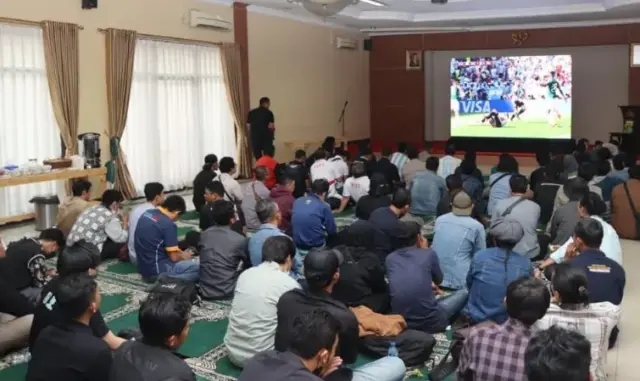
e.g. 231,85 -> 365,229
205,0 -> 640,33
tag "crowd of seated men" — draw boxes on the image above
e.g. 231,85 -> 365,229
0,135 -> 635,381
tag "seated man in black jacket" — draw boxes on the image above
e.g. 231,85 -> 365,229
109,294 -> 195,381
332,220 -> 389,313
275,249 -> 406,381
240,309 -> 344,381
30,240 -> 125,351
27,273 -> 112,381
373,148 -> 401,190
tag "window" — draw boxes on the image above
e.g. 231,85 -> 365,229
0,24 -> 60,219
122,39 -> 235,195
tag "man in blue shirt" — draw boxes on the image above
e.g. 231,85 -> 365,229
386,221 -> 468,333
135,196 -> 199,282
410,156 -> 447,217
431,191 -> 486,289
564,218 -> 625,306
464,218 -> 533,324
248,199 -> 287,266
292,179 -> 337,250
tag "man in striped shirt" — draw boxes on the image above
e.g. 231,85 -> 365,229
390,142 -> 409,181
438,144 -> 462,178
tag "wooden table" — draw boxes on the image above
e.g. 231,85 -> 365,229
0,167 -> 107,225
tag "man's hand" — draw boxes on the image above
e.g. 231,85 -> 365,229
564,242 -> 579,260
418,234 -> 429,249
268,122 -> 275,130
320,357 -> 343,378
432,282 -> 442,295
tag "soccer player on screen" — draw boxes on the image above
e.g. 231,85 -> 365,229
543,71 -> 567,128
510,85 -> 527,121
450,78 -> 463,128
481,109 -> 508,128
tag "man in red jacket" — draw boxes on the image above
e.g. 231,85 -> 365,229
256,145 -> 278,189
269,175 -> 296,236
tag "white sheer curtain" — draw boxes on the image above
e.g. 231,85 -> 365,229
122,39 -> 235,195
0,24 -> 60,218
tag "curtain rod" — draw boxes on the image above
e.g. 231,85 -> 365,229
97,28 -> 221,46
0,17 -> 84,29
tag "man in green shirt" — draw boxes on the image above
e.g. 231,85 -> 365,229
544,72 -> 567,128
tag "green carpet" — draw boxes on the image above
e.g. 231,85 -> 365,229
0,209 -> 448,380
0,260 -> 452,380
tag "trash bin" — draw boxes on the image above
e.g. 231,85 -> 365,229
29,195 -> 60,231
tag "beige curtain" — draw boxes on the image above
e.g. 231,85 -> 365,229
42,21 -> 79,156
220,43 -> 252,178
105,29 -> 137,199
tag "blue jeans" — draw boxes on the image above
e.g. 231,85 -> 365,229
352,356 -> 406,381
165,259 -> 200,282
438,288 -> 469,325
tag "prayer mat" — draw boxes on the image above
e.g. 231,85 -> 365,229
0,258 -> 454,381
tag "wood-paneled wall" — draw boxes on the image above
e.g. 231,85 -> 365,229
370,24 -> 640,145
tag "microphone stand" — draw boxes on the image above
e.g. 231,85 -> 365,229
338,101 -> 348,139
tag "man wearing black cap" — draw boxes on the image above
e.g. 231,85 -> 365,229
386,221 -> 468,334
275,249 -> 406,381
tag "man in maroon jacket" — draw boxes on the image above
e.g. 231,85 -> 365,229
270,175 -> 296,236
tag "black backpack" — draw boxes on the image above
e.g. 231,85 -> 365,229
148,275 -> 201,306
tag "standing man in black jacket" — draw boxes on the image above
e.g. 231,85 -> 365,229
247,97 -> 275,159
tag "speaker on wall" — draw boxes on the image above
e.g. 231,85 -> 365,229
364,39 -> 373,51
82,0 -> 98,9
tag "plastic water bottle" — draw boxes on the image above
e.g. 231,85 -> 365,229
388,341 -> 398,357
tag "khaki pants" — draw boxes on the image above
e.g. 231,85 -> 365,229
0,313 -> 33,355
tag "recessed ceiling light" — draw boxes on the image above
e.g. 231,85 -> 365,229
359,0 -> 386,6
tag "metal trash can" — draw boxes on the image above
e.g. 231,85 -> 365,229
29,195 -> 60,231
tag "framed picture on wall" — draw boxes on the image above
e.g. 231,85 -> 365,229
406,51 -> 422,70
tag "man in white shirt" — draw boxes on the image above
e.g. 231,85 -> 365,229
538,192 -> 622,272
438,144 -> 462,178
336,161 -> 370,213
390,142 -> 409,181
329,149 -> 349,182
224,235 -> 300,367
218,157 -> 243,203
127,183 -> 165,264
310,148 -> 340,209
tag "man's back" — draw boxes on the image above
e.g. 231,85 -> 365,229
492,196 -> 541,258
135,209 -> 177,278
548,201 -> 580,245
438,155 -> 461,178
225,262 -> 300,367
611,179 -> 640,239
457,319 -> 532,381
109,340 -> 195,381
239,350 -> 322,381
402,159 -> 425,187
56,197 -> 89,237
199,226 -> 248,300
275,288 -> 359,364
67,205 -> 112,248
464,248 -> 533,324
386,247 -> 442,331
292,195 -> 335,249
286,160 -> 309,198
27,322 -> 112,381
410,171 -> 445,216
569,248 -> 625,305
431,213 -> 485,289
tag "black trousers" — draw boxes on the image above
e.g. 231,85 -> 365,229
251,133 -> 273,159
101,239 -> 125,261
